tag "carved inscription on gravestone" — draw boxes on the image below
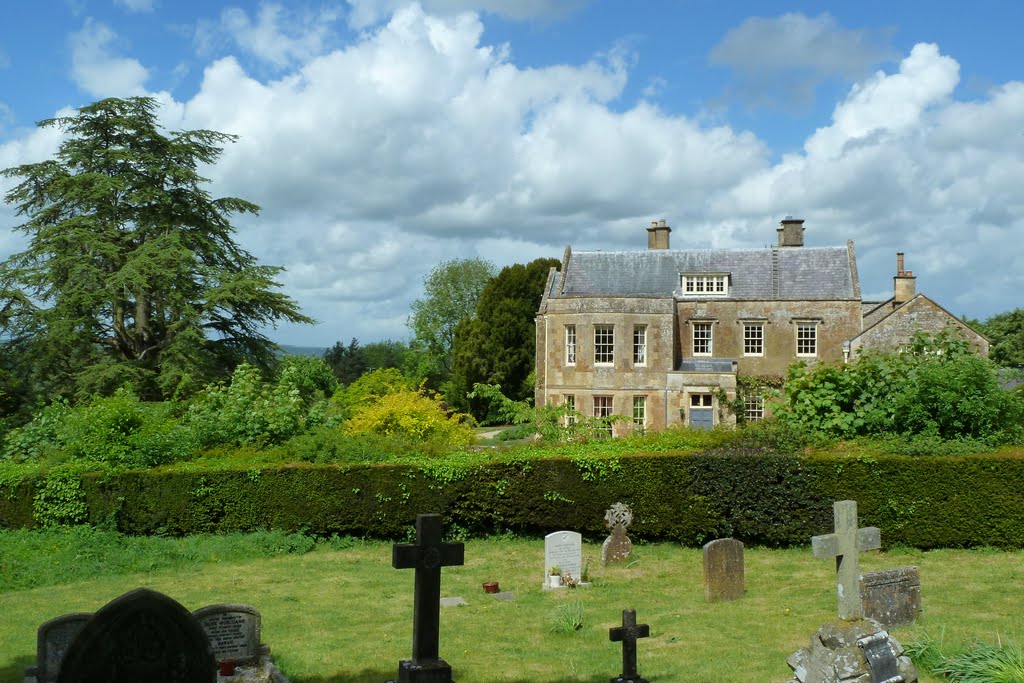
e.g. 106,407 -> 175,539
193,604 -> 260,663
544,531 -> 582,586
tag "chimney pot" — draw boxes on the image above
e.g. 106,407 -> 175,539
646,219 -> 671,250
894,252 -> 916,304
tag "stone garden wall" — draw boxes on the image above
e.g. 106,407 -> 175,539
2,452 -> 1024,548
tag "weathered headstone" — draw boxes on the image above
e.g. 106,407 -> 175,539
785,619 -> 916,683
860,567 -> 922,628
811,500 -> 881,620
602,503 -> 634,565
56,588 -> 216,683
388,513 -> 465,683
703,538 -> 744,602
25,613 -> 92,683
609,609 -> 650,683
193,604 -> 262,665
543,530 -> 582,588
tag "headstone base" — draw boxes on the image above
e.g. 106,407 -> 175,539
785,618 -> 917,683
388,658 -> 454,683
611,676 -> 649,683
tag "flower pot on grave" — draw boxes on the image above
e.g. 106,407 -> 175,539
483,581 -> 499,593
549,574 -> 561,588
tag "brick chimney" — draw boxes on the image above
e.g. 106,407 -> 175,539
776,217 -> 805,247
647,219 -> 671,250
894,252 -> 916,305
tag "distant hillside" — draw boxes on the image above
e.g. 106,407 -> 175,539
278,344 -> 328,357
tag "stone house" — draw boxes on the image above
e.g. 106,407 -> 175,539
534,218 -> 988,434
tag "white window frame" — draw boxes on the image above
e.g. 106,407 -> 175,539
594,395 -> 614,435
633,396 -> 646,430
680,273 -> 729,297
594,325 -> 614,365
692,322 -> 713,356
564,325 -> 576,366
633,325 -> 647,366
744,394 -> 764,421
796,322 -> 817,357
563,395 -> 576,426
743,322 -> 764,357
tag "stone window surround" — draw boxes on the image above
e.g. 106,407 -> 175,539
744,394 -> 764,420
692,321 -> 714,356
740,319 -> 766,357
632,395 -> 646,428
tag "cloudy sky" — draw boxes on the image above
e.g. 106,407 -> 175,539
1,1 -> 1022,347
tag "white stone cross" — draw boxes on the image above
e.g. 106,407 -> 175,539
811,500 -> 881,620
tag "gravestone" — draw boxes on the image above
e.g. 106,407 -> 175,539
543,530 -> 582,588
388,513 -> 465,683
193,604 -> 262,665
601,503 -> 633,565
609,609 -> 650,683
811,500 -> 880,620
860,567 -> 922,628
56,588 -> 216,683
25,613 -> 92,683
703,538 -> 744,602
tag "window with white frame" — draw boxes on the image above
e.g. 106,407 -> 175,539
633,325 -> 647,366
594,396 -> 614,435
594,325 -> 614,364
565,325 -> 576,365
744,394 -> 764,421
564,395 -> 576,426
692,322 -> 713,355
796,322 -> 817,356
633,396 -> 646,430
743,322 -> 764,356
680,273 -> 729,296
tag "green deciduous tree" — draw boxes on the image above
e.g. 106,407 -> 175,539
0,97 -> 312,403
975,308 -> 1024,367
448,257 -> 559,419
408,258 -> 496,382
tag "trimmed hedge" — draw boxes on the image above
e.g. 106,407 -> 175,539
3,452 -> 1024,548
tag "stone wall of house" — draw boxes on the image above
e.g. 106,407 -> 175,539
674,299 -> 863,376
851,296 -> 989,357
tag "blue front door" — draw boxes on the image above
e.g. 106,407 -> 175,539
689,394 -> 714,430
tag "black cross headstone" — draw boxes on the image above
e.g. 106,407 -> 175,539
609,609 -> 650,683
388,513 -> 465,683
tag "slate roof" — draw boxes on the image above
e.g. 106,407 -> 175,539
555,246 -> 857,300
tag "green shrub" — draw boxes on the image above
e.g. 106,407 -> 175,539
1,400 -> 71,463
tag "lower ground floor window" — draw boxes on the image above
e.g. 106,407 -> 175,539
594,396 -> 614,434
633,396 -> 646,430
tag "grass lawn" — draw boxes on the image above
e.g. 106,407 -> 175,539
1,533 -> 1022,682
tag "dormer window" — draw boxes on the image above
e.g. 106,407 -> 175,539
680,273 -> 729,296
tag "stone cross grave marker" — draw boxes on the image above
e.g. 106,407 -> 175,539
860,566 -> 922,628
609,609 -> 650,683
56,588 -> 216,683
703,538 -> 745,602
811,500 -> 881,621
388,513 -> 465,683
192,603 -> 262,665
26,613 -> 91,683
544,530 -> 582,588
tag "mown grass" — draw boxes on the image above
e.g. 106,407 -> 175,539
1,530 -> 1022,682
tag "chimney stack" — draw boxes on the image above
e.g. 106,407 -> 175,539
894,251 -> 916,305
647,219 -> 671,250
776,217 -> 805,247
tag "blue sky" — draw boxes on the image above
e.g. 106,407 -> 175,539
2,1 -> 1023,346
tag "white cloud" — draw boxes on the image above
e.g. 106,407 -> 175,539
113,0 -> 157,12
213,3 -> 342,69
709,13 -> 895,107
69,19 -> 149,97
346,0 -> 587,29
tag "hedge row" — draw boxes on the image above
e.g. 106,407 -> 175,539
2,452 -> 1024,548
